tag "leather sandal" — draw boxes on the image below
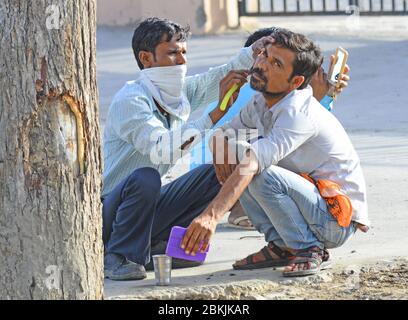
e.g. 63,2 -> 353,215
233,242 -> 295,270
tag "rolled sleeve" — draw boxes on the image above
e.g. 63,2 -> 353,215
110,94 -> 214,163
184,47 -> 254,112
193,112 -> 214,132
209,100 -> 260,158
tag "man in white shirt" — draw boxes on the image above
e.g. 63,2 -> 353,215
180,29 -> 369,277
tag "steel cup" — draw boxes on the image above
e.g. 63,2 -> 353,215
152,255 -> 172,286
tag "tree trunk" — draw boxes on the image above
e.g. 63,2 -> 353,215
0,0 -> 103,299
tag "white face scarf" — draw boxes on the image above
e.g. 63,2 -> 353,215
139,65 -> 190,121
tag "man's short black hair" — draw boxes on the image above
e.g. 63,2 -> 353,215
244,27 -> 281,47
272,29 -> 323,90
132,17 -> 190,70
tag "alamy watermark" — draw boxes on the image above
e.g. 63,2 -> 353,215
345,5 -> 361,32
44,265 -> 62,291
46,4 -> 63,30
344,264 -> 361,290
149,128 -> 259,169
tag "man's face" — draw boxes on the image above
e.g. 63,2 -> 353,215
142,35 -> 187,69
250,44 -> 304,98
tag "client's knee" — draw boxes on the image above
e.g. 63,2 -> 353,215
249,166 -> 285,195
126,167 -> 162,199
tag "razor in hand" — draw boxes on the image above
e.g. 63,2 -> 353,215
219,83 -> 240,112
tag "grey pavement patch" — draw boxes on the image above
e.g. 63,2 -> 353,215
106,279 -> 281,300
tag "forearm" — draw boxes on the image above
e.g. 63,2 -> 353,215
209,108 -> 226,125
206,160 -> 258,221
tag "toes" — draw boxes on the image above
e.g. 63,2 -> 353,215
286,264 -> 298,272
284,263 -> 309,272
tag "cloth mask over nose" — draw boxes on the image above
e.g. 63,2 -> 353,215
139,65 -> 190,121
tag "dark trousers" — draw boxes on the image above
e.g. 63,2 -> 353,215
102,164 -> 221,265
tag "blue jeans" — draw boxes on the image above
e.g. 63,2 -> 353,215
240,165 -> 356,250
102,164 -> 221,265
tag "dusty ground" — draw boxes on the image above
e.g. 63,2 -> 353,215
260,258 -> 408,300
107,258 -> 408,300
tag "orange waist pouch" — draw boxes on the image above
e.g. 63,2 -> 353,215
300,173 -> 353,228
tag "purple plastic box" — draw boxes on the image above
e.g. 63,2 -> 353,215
165,226 -> 209,263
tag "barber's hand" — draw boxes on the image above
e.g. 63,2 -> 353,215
311,56 -> 350,101
210,70 -> 248,125
251,36 -> 276,60
311,66 -> 329,101
330,54 -> 350,96
181,212 -> 218,256
212,136 -> 237,185
218,70 -> 249,111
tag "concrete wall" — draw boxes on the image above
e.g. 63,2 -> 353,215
97,0 -> 240,35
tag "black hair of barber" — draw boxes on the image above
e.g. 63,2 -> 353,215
244,27 -> 282,48
132,17 -> 190,70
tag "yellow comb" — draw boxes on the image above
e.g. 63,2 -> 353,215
219,84 -> 239,112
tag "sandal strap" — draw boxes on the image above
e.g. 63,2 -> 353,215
288,256 -> 322,269
260,246 -> 275,261
294,247 -> 324,264
245,246 -> 268,265
245,243 -> 289,265
245,246 -> 275,264
268,242 -> 293,259
283,247 -> 326,276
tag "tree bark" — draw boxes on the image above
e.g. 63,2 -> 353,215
0,0 -> 103,299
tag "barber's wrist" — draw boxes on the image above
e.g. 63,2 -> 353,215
206,203 -> 226,221
326,83 -> 338,98
209,107 -> 225,125
314,93 -> 326,102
